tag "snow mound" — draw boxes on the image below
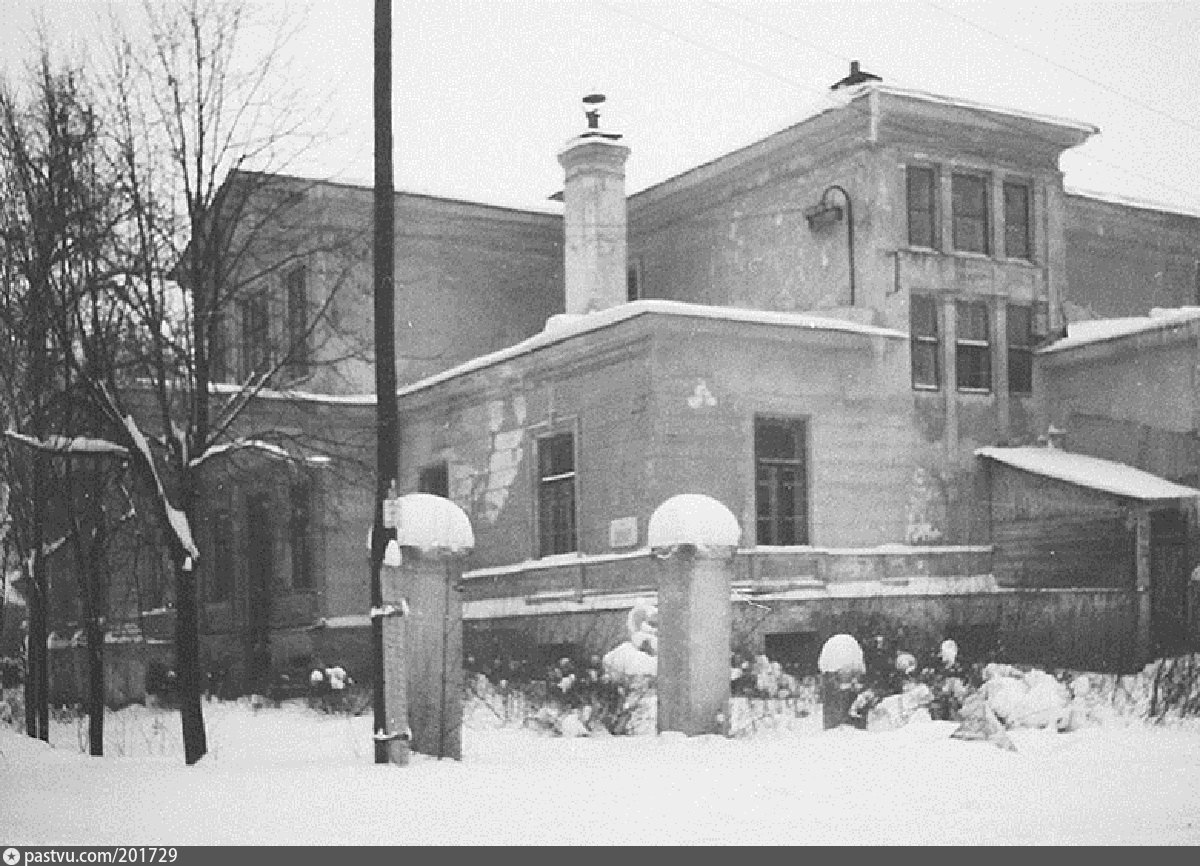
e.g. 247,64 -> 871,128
647,494 -> 740,549
394,493 -> 474,553
817,633 -> 865,674
602,642 -> 658,677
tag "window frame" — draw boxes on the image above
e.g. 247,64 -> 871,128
535,430 -> 577,558
910,294 -> 941,391
905,165 -> 937,249
955,299 -> 992,393
754,415 -> 810,547
1003,180 -> 1032,261
418,461 -> 450,499
240,292 -> 271,379
951,172 -> 991,255
1006,303 -> 1034,395
285,264 -> 309,377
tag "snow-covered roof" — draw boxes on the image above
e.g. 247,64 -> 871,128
871,84 -> 1098,137
1039,307 -> 1200,354
397,300 -> 906,399
1065,186 -> 1200,221
976,446 -> 1200,501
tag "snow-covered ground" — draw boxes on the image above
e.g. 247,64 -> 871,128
3,694 -> 1199,845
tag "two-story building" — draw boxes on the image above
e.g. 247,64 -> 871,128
45,67 -> 1200,702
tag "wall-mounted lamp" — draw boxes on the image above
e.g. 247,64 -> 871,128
805,184 -> 856,307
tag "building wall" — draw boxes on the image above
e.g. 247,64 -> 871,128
396,311 -> 918,573
218,174 -> 564,395
984,461 -> 1136,589
1064,193 -> 1200,318
1040,328 -> 1200,482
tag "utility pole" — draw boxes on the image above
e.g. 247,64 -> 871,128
370,0 -> 400,764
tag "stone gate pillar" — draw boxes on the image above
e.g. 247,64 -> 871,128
388,493 -> 474,761
649,494 -> 740,736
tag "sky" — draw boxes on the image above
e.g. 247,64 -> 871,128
2,1 -> 1200,215
4,677 -> 1200,844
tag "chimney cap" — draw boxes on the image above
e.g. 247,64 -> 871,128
831,60 -> 882,91
576,93 -> 623,141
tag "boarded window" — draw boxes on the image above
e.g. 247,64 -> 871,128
952,173 -> 990,254
755,417 -> 808,546
285,265 -> 309,377
537,432 -> 576,557
418,461 -> 449,499
906,166 -> 936,248
1003,181 -> 1031,260
956,299 -> 991,391
1007,303 -> 1033,394
910,294 -> 940,390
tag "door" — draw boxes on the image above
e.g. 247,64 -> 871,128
1150,509 -> 1190,657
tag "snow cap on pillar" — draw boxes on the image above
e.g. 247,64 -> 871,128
557,94 -> 630,316
393,493 -> 474,555
647,493 -> 741,550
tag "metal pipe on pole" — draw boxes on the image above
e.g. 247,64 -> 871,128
370,0 -> 400,764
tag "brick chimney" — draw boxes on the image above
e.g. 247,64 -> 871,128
557,94 -> 630,315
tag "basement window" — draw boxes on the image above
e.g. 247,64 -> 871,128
955,299 -> 991,392
537,432 -> 577,557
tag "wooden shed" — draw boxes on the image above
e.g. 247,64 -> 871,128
977,444 -> 1200,668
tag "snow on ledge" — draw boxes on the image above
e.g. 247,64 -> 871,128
647,494 -> 740,549
976,446 -> 1200,502
393,493 -> 474,554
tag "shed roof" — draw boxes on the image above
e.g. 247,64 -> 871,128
975,446 -> 1200,501
1038,307 -> 1200,355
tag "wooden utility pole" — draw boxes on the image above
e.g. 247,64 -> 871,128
370,0 -> 401,764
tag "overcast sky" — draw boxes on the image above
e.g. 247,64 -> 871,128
4,1 -> 1200,214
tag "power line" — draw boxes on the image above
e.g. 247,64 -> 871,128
657,0 -> 1200,209
922,0 -> 1200,138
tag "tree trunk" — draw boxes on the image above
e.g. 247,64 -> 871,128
175,557 -> 207,765
85,518 -> 108,757
25,452 -> 50,742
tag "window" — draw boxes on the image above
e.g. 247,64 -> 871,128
537,432 -> 576,557
1003,182 -> 1031,260
210,510 -> 234,602
285,265 -> 309,377
418,462 -> 449,499
208,310 -> 227,383
755,417 -> 808,546
952,173 -> 990,254
1007,304 -> 1034,394
906,166 -> 936,248
290,482 -> 313,591
910,294 -> 940,390
955,299 -> 991,391
240,293 -> 271,379
626,261 -> 641,302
